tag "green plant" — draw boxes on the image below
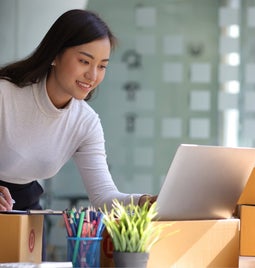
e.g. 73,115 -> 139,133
101,198 -> 171,253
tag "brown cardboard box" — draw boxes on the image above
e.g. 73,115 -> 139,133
101,219 -> 240,268
101,228 -> 115,267
240,205 -> 255,256
148,219 -> 239,268
0,214 -> 43,262
237,168 -> 255,256
238,168 -> 255,205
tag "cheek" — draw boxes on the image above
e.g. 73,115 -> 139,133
59,66 -> 82,83
57,58 -> 81,77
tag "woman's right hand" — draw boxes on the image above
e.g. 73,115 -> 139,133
0,186 -> 14,211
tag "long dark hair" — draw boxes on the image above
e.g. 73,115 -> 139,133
0,9 -> 117,100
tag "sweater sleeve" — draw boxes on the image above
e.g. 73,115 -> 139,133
72,115 -> 141,210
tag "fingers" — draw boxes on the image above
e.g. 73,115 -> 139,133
0,186 -> 13,211
149,195 -> 158,204
138,194 -> 150,207
138,194 -> 158,207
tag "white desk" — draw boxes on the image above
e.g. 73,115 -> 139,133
0,263 -> 72,268
239,257 -> 255,268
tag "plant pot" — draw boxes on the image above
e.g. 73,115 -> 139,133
113,251 -> 149,268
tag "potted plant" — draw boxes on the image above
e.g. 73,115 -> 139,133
101,198 -> 175,267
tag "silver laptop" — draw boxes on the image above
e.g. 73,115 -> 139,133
156,144 -> 255,220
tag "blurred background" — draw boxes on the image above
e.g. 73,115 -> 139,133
1,0 -> 254,260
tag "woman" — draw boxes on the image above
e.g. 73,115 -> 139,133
0,9 -> 156,213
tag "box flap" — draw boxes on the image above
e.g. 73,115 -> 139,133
238,168 -> 255,205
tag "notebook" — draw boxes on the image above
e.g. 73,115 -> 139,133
156,144 -> 255,220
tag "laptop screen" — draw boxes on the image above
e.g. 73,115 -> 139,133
156,144 -> 255,220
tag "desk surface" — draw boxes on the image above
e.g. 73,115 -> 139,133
0,263 -> 72,268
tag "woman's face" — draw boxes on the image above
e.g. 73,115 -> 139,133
47,38 -> 111,108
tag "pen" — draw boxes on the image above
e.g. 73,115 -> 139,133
95,212 -> 105,237
63,210 -> 73,237
72,211 -> 85,267
69,218 -> 77,237
0,192 -> 15,204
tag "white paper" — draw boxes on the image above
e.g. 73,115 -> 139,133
190,63 -> 211,83
135,6 -> 156,27
163,62 -> 183,83
136,34 -> 156,55
163,35 -> 184,55
161,117 -> 182,138
218,91 -> 238,110
245,63 -> 255,84
0,263 -> 72,268
218,64 -> 239,82
219,7 -> 239,26
189,118 -> 210,139
219,36 -> 239,54
135,117 -> 155,138
244,91 -> 255,112
247,7 -> 255,27
134,147 -> 154,167
190,90 -> 211,111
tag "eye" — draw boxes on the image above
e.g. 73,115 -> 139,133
79,59 -> 89,65
98,64 -> 107,70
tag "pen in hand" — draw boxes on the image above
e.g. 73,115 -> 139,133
0,192 -> 15,204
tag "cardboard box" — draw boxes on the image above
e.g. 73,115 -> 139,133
101,219 -> 240,268
240,205 -> 255,256
0,214 -> 43,263
101,229 -> 115,267
237,168 -> 255,256
238,168 -> 255,205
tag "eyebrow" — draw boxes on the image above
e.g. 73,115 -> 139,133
79,51 -> 109,62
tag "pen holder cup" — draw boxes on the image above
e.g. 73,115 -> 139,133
67,236 -> 102,268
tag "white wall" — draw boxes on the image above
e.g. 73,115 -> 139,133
0,0 -> 88,64
0,0 -> 17,64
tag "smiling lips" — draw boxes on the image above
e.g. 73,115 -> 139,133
76,80 -> 93,92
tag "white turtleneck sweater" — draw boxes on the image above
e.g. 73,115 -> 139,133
0,78 -> 141,208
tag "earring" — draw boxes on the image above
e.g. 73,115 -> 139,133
51,61 -> 56,66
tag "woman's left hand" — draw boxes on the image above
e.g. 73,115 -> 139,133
138,194 -> 157,207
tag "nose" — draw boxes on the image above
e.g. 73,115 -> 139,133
85,68 -> 96,82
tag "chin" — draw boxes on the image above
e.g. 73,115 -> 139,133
74,94 -> 89,100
